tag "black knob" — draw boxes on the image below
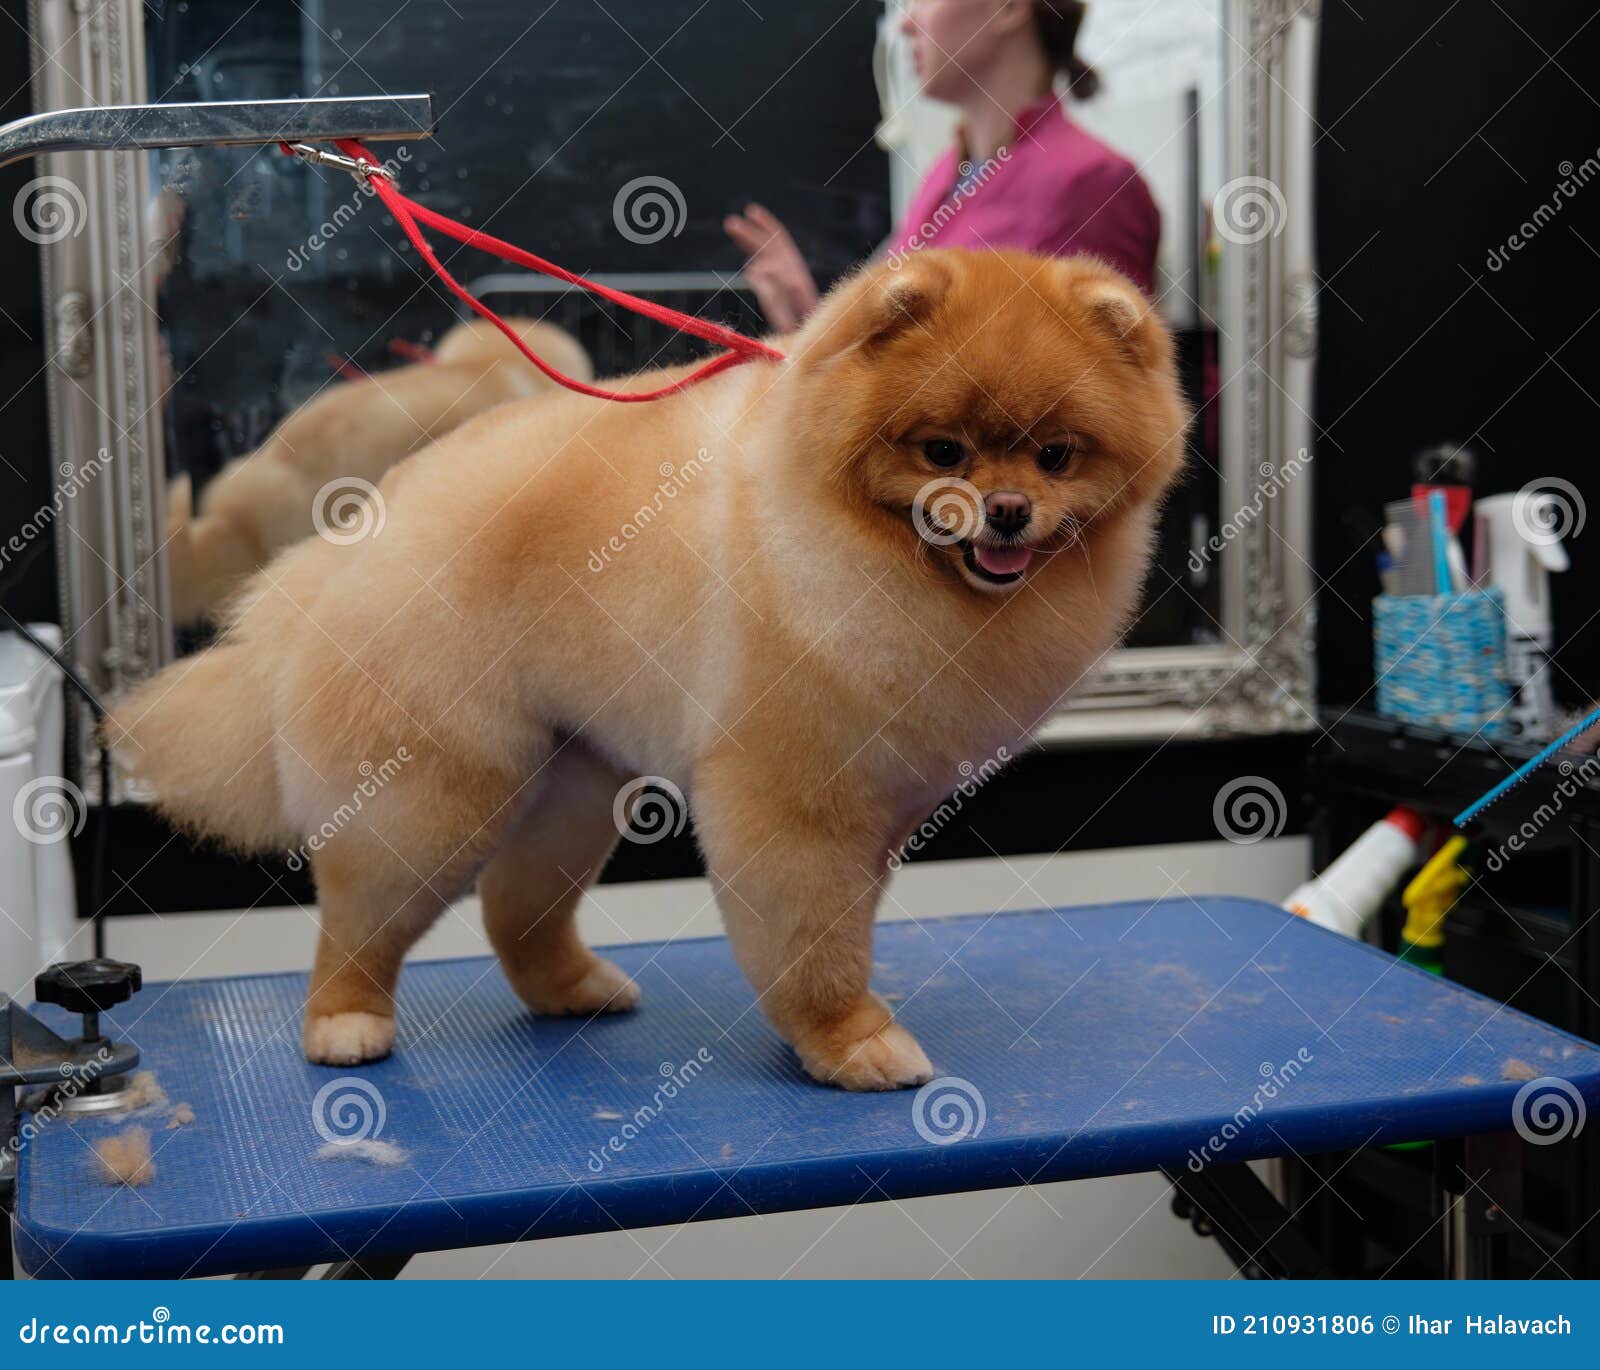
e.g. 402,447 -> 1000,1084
35,959 -> 142,1016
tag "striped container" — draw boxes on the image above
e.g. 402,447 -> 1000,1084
1373,590 -> 1511,737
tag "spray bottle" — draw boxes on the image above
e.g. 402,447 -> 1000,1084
1398,836 -> 1470,975
1284,807 -> 1426,938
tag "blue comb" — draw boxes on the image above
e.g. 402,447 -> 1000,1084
1428,490 -> 1452,593
1453,703 -> 1600,827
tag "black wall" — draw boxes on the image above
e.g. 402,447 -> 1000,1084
1314,1 -> 1600,710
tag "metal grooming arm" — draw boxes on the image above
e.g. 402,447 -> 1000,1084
0,94 -> 434,170
0,94 -> 433,1279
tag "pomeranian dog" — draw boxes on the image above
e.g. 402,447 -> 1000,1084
108,250 -> 1189,1090
164,317 -> 593,626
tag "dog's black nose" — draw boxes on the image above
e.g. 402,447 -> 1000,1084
985,490 -> 1031,533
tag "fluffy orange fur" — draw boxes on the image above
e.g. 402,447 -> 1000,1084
164,317 -> 593,626
108,250 -> 1189,1090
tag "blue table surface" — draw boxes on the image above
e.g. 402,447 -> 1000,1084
16,899 -> 1600,1278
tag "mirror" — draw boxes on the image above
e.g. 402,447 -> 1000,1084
29,0 -> 1318,766
880,0 -> 1228,656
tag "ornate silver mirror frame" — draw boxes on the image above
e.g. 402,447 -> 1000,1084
29,0 -> 170,775
26,0 -> 1319,780
1044,0 -> 1320,743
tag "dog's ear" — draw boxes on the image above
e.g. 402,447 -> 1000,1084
796,256 -> 953,363
1057,261 -> 1169,370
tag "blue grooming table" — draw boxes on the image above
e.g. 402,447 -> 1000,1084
14,899 -> 1600,1278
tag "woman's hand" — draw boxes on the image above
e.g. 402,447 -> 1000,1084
724,203 -> 820,333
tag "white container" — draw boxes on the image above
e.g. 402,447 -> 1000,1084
0,625 -> 80,995
1284,807 -> 1424,938
1475,491 -> 1570,736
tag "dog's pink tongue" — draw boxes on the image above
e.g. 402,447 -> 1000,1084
974,543 -> 1033,577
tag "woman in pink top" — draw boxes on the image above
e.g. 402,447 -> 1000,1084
726,0 -> 1160,331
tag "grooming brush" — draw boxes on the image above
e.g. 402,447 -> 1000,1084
1453,702 -> 1600,827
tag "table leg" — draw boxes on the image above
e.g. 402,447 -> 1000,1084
1437,1132 -> 1521,1279
322,1254 -> 411,1279
1164,1163 -> 1330,1278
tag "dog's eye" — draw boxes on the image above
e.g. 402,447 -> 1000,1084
923,438 -> 965,468
1038,441 -> 1077,474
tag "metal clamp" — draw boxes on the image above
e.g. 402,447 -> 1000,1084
3,968 -> 145,1279
283,141 -> 396,185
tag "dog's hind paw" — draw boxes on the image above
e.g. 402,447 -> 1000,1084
303,1011 -> 396,1065
795,1010 -> 934,1092
518,955 -> 641,1018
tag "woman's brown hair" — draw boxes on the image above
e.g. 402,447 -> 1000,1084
1030,0 -> 1100,100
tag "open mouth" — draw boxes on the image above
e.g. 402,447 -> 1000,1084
960,539 -> 1034,586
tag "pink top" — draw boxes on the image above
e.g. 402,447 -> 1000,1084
886,97 -> 1161,295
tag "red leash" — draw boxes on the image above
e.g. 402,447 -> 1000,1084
281,140 -> 784,403
386,337 -> 436,364
325,337 -> 435,380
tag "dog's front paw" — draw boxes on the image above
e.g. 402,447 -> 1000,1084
518,955 -> 641,1017
793,1003 -> 933,1092
304,1011 -> 396,1065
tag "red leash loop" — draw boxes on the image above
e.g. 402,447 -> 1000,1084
289,139 -> 785,403
325,337 -> 434,379
387,338 -> 436,364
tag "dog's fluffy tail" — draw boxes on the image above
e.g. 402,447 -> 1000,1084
103,548 -> 316,855
104,644 -> 290,853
